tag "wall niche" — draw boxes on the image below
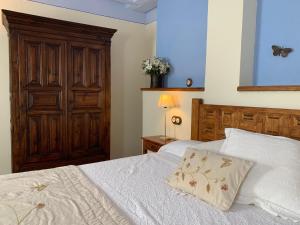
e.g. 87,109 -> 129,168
239,0 -> 300,91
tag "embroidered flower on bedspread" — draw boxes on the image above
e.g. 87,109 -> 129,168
32,184 -> 48,192
0,183 -> 47,225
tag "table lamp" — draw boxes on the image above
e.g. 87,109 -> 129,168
157,94 -> 175,141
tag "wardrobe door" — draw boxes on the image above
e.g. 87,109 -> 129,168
17,35 -> 67,171
68,42 -> 107,160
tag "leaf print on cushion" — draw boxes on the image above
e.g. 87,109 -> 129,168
221,184 -> 229,191
190,152 -> 196,159
201,156 -> 208,162
206,184 -> 211,193
220,158 -> 232,168
189,180 -> 197,187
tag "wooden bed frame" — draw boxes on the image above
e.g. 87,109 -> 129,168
191,99 -> 300,141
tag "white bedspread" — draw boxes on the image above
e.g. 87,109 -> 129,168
80,152 -> 299,225
0,166 -> 131,225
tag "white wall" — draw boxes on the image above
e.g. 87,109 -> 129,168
143,0 -> 300,140
143,91 -> 201,140
0,0 -> 156,174
145,21 -> 157,57
240,0 -> 257,86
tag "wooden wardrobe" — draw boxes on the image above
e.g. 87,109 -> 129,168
2,10 -> 116,172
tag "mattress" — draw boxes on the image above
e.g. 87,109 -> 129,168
80,150 -> 299,225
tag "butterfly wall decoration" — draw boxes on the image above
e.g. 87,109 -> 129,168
272,45 -> 293,57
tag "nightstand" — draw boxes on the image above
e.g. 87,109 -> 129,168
142,136 -> 177,154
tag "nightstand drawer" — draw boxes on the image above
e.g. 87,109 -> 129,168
142,136 -> 176,154
143,140 -> 161,152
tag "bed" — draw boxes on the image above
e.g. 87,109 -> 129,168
1,98 -> 300,225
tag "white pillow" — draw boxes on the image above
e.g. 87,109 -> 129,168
193,140 -> 225,153
158,140 -> 203,157
159,140 -> 224,157
220,128 -> 300,222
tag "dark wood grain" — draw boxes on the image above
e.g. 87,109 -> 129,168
191,99 -> 300,141
2,10 -> 116,172
191,99 -> 203,140
237,85 -> 300,91
142,136 -> 176,154
2,10 -> 116,43
141,87 -> 205,92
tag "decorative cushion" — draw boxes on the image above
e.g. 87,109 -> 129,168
167,148 -> 253,211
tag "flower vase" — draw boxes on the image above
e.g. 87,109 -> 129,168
150,74 -> 164,88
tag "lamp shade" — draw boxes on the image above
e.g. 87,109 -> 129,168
157,95 -> 175,108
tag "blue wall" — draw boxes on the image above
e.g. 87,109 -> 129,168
157,0 -> 208,87
254,0 -> 300,85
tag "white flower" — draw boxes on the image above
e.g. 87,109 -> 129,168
153,58 -> 160,66
146,65 -> 152,70
159,64 -> 167,74
142,57 -> 170,75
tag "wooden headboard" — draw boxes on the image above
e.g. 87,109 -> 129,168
191,99 -> 300,141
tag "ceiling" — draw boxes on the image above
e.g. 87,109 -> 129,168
112,0 -> 157,13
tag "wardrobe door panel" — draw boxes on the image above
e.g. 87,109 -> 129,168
70,113 -> 87,154
28,91 -> 61,111
26,114 -> 63,163
45,42 -> 63,87
28,116 -> 43,157
71,46 -> 86,87
68,42 -> 106,159
88,47 -> 104,88
23,38 -> 43,87
88,113 -> 104,150
73,91 -> 100,109
18,35 -> 67,170
48,115 -> 63,153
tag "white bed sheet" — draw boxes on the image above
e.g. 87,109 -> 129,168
80,152 -> 299,225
